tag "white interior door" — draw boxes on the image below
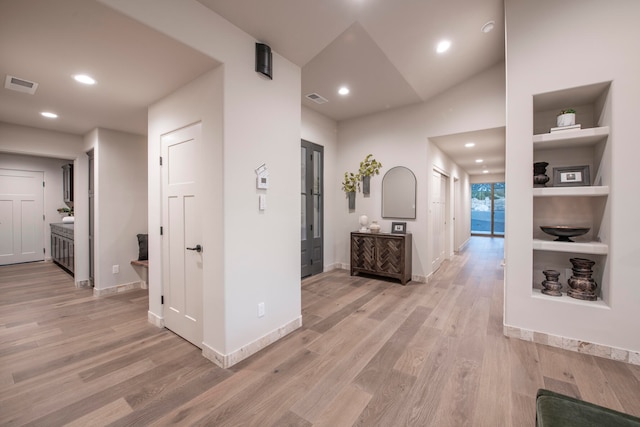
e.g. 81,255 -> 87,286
431,170 -> 446,272
0,169 -> 44,265
161,123 -> 203,348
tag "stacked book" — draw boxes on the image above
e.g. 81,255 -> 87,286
550,124 -> 581,132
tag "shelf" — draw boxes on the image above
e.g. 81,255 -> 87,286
533,186 -> 609,197
533,126 -> 609,150
533,239 -> 608,255
531,288 -> 609,309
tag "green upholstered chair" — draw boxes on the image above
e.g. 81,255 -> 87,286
536,389 -> 640,427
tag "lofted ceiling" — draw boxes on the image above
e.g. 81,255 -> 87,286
197,0 -> 505,123
1,0 -> 505,175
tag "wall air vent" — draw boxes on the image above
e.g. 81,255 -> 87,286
305,92 -> 328,104
4,75 -> 39,95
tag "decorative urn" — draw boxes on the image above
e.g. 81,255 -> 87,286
533,162 -> 550,187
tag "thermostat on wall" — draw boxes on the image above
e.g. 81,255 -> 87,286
257,175 -> 269,189
255,163 -> 269,189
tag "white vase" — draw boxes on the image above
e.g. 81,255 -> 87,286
359,215 -> 369,232
369,220 -> 381,233
557,113 -> 576,127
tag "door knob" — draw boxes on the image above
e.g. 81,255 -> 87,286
186,244 -> 202,253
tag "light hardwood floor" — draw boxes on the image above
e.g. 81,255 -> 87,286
1,237 -> 639,426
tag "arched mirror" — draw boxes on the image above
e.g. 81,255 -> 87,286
382,166 -> 416,219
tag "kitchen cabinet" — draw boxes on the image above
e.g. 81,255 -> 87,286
51,223 -> 74,275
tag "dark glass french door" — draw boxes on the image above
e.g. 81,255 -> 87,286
301,140 -> 323,277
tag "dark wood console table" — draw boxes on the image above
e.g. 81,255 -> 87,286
350,231 -> 412,285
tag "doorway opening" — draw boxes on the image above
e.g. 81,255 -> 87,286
301,140 -> 323,278
471,182 -> 505,236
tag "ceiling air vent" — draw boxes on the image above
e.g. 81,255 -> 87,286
305,92 -> 328,104
4,75 -> 39,95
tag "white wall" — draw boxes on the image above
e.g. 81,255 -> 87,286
0,124 -> 147,289
79,129 -> 99,285
336,63 -> 505,279
148,67 -> 225,350
301,106 -> 339,270
111,0 -> 303,360
470,173 -> 505,184
505,0 -> 640,353
0,152 -> 73,260
93,128 -> 147,291
0,122 -> 89,283
0,121 -> 83,159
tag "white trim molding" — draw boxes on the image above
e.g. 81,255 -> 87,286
92,281 -> 144,297
147,310 -> 164,328
202,316 -> 302,369
504,325 -> 640,366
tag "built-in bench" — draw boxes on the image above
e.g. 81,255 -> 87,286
130,259 -> 148,268
130,259 -> 149,288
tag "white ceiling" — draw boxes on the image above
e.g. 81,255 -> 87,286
430,127 -> 505,176
0,0 -> 219,136
198,0 -> 505,122
1,0 -> 505,175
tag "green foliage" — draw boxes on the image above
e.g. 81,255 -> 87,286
558,108 -> 576,115
341,171 -> 361,193
57,206 -> 74,216
358,154 -> 383,177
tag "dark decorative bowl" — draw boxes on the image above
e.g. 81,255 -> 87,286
540,226 -> 590,242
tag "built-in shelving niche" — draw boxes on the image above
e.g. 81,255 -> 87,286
532,81 -> 612,304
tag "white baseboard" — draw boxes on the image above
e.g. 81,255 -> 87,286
202,316 -> 302,369
147,311 -> 164,328
411,274 -> 428,283
457,237 -> 470,252
75,280 -> 91,288
92,281 -> 143,297
323,263 -> 341,272
504,325 -> 640,366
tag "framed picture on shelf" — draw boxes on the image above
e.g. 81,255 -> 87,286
553,165 -> 590,187
391,222 -> 407,234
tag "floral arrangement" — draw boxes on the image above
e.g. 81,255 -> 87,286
358,154 -> 382,177
341,171 -> 360,193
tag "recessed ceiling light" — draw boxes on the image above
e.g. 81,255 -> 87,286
436,40 -> 451,53
338,86 -> 350,96
465,142 -> 475,148
483,170 -> 489,174
73,74 -> 96,85
41,111 -> 58,118
481,21 -> 495,33
475,159 -> 483,163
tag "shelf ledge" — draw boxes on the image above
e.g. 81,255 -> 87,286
533,186 -> 609,197
533,239 -> 608,255
531,289 -> 609,309
533,126 -> 609,149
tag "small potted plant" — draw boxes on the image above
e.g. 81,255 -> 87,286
358,154 -> 382,195
57,206 -> 72,216
557,108 -> 576,127
341,171 -> 360,209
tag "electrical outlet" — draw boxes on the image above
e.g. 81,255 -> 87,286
112,265 -> 119,274
258,302 -> 265,318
